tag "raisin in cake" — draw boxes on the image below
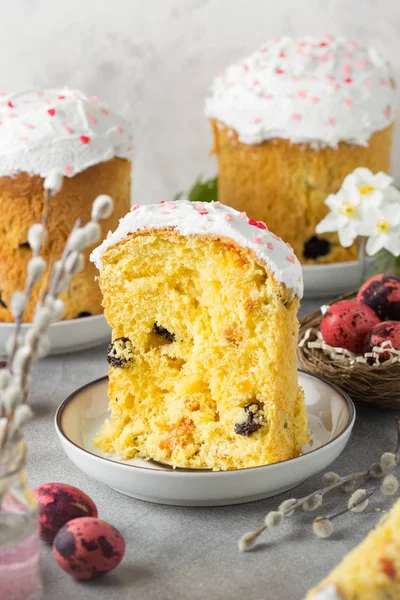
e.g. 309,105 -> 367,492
90,199 -> 307,471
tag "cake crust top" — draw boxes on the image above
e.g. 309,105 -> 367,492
205,35 -> 395,148
0,89 -> 132,178
90,199 -> 303,299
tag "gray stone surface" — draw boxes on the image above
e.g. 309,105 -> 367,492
24,299 -> 400,599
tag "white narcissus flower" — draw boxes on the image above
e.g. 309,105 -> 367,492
349,167 -> 393,202
316,176 -> 366,247
365,203 -> 400,257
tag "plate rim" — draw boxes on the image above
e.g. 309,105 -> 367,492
0,313 -> 107,330
55,370 -> 355,477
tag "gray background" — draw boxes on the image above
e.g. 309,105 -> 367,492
1,0 -> 400,203
25,300 -> 400,600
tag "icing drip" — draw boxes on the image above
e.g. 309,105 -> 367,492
205,35 -> 395,147
0,89 -> 133,178
90,200 -> 303,299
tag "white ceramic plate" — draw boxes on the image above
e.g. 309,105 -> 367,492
0,314 -> 110,356
302,260 -> 367,298
55,371 -> 355,506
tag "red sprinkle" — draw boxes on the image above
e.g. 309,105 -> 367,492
58,95 -> 66,100
276,68 -> 285,75
344,77 -> 352,84
7,101 -> 13,108
80,135 -> 90,144
248,218 -> 258,227
320,42 -> 328,47
63,164 -> 73,175
102,108 -> 110,115
47,108 -> 56,116
267,242 -> 274,250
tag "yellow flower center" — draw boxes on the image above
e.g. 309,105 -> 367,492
359,184 -> 375,195
339,201 -> 356,217
376,219 -> 390,233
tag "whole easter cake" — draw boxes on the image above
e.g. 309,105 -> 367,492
306,498 -> 400,599
90,200 -> 307,470
0,89 -> 132,321
206,35 -> 395,264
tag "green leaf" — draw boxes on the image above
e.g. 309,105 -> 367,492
174,176 -> 219,204
366,250 -> 400,279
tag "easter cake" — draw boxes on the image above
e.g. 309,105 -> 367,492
306,498 -> 400,599
206,35 -> 395,265
0,89 -> 132,322
90,200 -> 307,470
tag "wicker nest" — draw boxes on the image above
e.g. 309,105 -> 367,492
298,291 -> 400,409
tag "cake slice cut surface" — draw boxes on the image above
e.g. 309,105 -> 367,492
90,200 -> 307,470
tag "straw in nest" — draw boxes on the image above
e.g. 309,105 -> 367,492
297,292 -> 400,409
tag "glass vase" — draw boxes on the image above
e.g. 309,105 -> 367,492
0,440 -> 42,600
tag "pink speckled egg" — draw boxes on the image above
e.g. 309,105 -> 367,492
357,274 -> 400,321
34,483 -> 98,543
53,517 -> 125,580
364,321 -> 400,362
321,300 -> 380,353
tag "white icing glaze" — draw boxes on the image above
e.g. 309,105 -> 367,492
309,584 -> 343,600
0,89 -> 132,178
205,35 -> 395,147
90,200 -> 303,298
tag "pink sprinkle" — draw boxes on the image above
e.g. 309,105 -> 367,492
325,74 -> 334,81
199,211 -> 208,216
43,99 -> 52,105
22,122 -> 35,129
342,64 -> 352,74
276,68 -> 285,75
328,117 -> 336,125
7,113 -> 16,118
164,202 -> 176,209
381,79 -> 388,86
90,96 -> 99,103
130,204 -> 140,212
47,108 -> 56,116
383,105 -> 391,119
344,77 -> 352,84
36,91 -> 44,97
267,242 -> 274,250
292,112 -> 302,121
272,234 -> 281,241
253,237 -> 263,244
107,230 -> 112,240
286,242 -> 293,250
72,92 -> 79,98
102,108 -> 110,115
287,255 -> 295,264
157,200 -> 165,205
215,201 -> 222,206
323,34 -> 333,41
58,95 -> 66,100
344,98 -> 353,106
117,125 -> 124,134
19,136 -> 28,141
279,51 -> 286,58
160,210 -> 170,215
88,113 -> 97,124
194,203 -> 204,212
312,96 -> 321,104
253,79 -> 260,86
333,82 -> 341,90
63,164 -> 73,175
224,214 -> 233,222
365,80 -> 373,88
252,118 -> 261,124
319,56 -> 328,63
64,126 -> 73,134
7,100 -> 13,108
264,94 -> 273,100
346,52 -> 353,59
319,41 -> 328,47
239,212 -> 247,219
296,90 -> 307,99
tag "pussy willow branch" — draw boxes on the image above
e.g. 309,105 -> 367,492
8,189 -> 53,366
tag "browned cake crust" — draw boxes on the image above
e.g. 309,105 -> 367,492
0,157 -> 131,322
210,121 -> 393,264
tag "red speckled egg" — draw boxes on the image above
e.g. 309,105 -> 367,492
321,300 -> 380,353
34,483 -> 98,543
357,274 -> 400,321
364,321 -> 400,361
53,517 -> 125,580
